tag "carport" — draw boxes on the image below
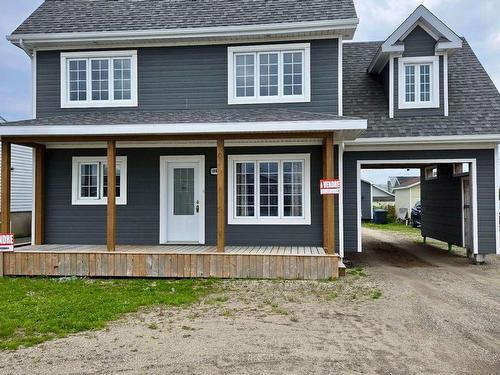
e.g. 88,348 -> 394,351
341,148 -> 499,263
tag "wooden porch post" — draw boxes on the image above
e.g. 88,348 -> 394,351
107,140 -> 116,251
323,134 -> 336,254
34,145 -> 45,245
1,141 -> 11,234
216,138 -> 225,252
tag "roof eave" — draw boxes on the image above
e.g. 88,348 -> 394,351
8,18 -> 359,52
0,119 -> 367,140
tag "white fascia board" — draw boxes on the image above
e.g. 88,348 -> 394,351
382,5 -> 462,52
371,185 -> 395,197
347,134 -> 500,146
7,18 -> 359,48
0,119 -> 367,137
392,182 -> 421,191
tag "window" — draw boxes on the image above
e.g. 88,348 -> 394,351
61,51 -> 137,108
228,154 -> 311,225
72,157 -> 127,205
398,56 -> 440,109
228,43 -> 310,104
453,163 -> 470,176
425,165 -> 438,181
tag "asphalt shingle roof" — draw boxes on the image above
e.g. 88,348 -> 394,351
2,108 -> 356,127
12,0 -> 357,35
343,39 -> 500,138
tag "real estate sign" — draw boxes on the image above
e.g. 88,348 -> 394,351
0,233 -> 14,252
320,179 -> 340,195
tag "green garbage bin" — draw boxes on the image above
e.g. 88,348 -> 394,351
373,209 -> 388,224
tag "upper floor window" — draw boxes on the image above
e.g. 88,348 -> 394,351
227,43 -> 311,105
398,56 -> 440,109
61,51 -> 138,108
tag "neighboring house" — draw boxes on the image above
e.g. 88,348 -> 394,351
372,184 -> 395,206
388,176 -> 420,193
0,116 -> 32,237
0,0 -> 498,275
392,177 -> 421,220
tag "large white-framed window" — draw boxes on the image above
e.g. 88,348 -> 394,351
228,154 -> 311,225
61,50 -> 138,108
227,43 -> 311,105
398,56 -> 440,109
71,156 -> 127,205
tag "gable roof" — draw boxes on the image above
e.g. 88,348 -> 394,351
392,177 -> 421,190
10,0 -> 357,35
372,185 -> 395,198
343,40 -> 500,139
368,5 -> 462,73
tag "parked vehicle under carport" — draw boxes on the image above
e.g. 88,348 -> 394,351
411,201 -> 421,228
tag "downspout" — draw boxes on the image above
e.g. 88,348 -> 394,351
19,39 -> 33,57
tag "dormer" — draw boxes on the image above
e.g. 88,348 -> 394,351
368,5 -> 463,118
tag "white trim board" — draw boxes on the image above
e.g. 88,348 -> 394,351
159,155 -> 206,245
338,142 -> 345,258
227,153 -> 311,225
338,36 -> 343,117
355,159 -> 479,255
8,19 -> 360,51
495,145 -> 500,254
0,119 -> 367,138
227,43 -> 311,105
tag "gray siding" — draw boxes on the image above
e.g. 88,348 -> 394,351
361,180 -> 372,220
343,149 -> 497,255
0,144 -> 33,213
420,164 -> 463,246
36,39 -> 339,117
402,26 -> 436,57
45,146 -> 339,247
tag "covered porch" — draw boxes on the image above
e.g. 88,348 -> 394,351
0,109 -> 366,280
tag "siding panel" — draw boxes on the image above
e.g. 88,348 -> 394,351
44,146 -> 339,247
36,39 -> 339,117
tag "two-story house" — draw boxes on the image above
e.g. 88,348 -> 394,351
0,1 -> 498,279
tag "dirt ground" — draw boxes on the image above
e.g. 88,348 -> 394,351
1,228 -> 499,375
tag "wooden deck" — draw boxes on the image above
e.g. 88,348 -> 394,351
1,245 -> 338,280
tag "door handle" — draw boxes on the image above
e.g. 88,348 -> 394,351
195,200 -> 200,213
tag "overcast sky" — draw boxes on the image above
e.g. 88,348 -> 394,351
0,1 -> 498,183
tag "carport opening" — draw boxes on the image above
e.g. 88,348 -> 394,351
358,161 -> 475,260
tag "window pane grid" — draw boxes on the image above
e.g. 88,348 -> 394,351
113,58 -> 132,100
283,162 -> 303,217
259,162 -> 279,217
91,59 -> 109,101
79,163 -> 98,198
235,54 -> 255,98
69,60 -> 87,101
405,65 -> 416,103
102,164 -> 121,198
283,52 -> 303,96
259,53 -> 279,97
235,162 -> 255,217
420,64 -> 431,102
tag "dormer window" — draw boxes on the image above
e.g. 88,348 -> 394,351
227,43 -> 311,105
61,50 -> 138,108
398,56 -> 440,109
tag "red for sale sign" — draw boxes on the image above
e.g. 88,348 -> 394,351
0,233 -> 14,252
320,179 -> 340,195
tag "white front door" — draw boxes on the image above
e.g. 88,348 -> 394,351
160,156 -> 205,244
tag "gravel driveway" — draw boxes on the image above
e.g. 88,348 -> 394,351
1,228 -> 499,375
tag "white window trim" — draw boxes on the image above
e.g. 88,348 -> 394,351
424,165 -> 438,181
71,156 -> 128,205
453,162 -> 470,176
227,43 -> 311,105
398,56 -> 440,109
227,154 -> 311,225
61,50 -> 138,108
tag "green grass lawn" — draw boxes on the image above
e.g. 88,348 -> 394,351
0,277 -> 217,350
362,221 -> 422,236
